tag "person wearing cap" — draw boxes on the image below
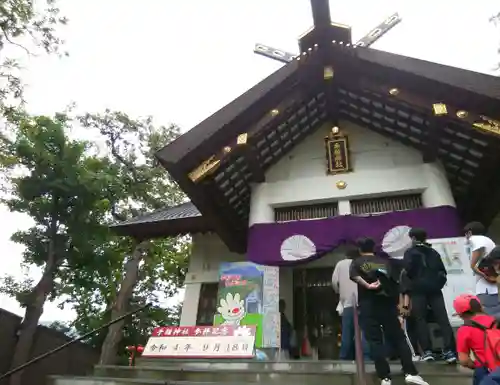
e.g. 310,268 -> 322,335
454,293 -> 498,385
464,222 -> 500,316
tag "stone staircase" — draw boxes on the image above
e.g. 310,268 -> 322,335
48,359 -> 474,385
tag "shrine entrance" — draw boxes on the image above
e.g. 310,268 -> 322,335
292,267 -> 341,360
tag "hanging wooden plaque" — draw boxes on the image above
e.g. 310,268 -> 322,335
325,132 -> 351,175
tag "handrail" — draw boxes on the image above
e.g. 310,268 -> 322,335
352,293 -> 367,385
0,302 -> 151,381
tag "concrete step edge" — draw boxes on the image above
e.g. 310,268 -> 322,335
94,364 -> 471,376
49,375 -> 167,384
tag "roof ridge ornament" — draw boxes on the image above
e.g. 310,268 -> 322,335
253,12 -> 402,64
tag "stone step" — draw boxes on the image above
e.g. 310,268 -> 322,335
133,359 -> 470,375
49,377 -> 263,385
94,363 -> 472,385
48,376 -> 166,385
48,373 -> 474,385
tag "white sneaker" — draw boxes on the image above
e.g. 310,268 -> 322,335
381,378 -> 392,385
405,374 -> 429,385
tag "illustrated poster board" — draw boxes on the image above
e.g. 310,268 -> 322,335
214,262 -> 280,348
428,237 -> 475,327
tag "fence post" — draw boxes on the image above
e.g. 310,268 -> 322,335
352,293 -> 366,385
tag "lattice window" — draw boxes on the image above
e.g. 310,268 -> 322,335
350,194 -> 422,215
196,283 -> 218,326
274,202 -> 338,222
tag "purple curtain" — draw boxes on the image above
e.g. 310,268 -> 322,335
246,206 -> 462,266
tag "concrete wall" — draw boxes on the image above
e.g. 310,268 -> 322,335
0,308 -> 99,385
180,120 -> 457,325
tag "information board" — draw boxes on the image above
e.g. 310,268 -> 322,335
142,325 -> 256,358
428,237 -> 475,327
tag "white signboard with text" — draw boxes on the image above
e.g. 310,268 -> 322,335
142,325 -> 256,358
428,237 -> 475,327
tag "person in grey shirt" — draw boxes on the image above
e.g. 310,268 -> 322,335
332,248 -> 369,360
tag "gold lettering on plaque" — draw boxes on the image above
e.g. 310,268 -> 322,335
333,142 -> 344,169
188,156 -> 221,182
473,115 -> 500,136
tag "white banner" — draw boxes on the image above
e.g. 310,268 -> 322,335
142,325 -> 256,358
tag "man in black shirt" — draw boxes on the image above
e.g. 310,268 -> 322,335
350,237 -> 427,385
403,227 -> 456,363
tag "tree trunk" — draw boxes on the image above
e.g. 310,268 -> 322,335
99,241 -> 149,365
9,252 -> 58,385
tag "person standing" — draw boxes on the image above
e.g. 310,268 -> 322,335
279,299 -> 293,358
332,248 -> 369,360
464,222 -> 500,317
388,257 -> 420,361
403,227 -> 456,363
350,237 -> 428,385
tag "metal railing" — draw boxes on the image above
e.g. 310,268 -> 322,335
0,303 -> 151,381
352,293 -> 367,385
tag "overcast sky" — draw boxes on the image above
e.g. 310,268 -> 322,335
0,0 -> 498,323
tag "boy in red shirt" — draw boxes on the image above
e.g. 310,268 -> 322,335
454,294 -> 500,385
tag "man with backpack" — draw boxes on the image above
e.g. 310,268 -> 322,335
403,227 -> 456,363
454,293 -> 500,385
350,237 -> 428,385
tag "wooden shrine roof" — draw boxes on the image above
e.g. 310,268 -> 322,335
115,19 -> 500,251
111,202 -> 211,239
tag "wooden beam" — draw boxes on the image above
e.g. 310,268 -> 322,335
423,105 -> 447,163
162,160 -> 246,253
459,146 -> 500,222
243,138 -> 266,183
310,0 -> 331,29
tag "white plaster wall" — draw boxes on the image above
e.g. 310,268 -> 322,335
180,233 -> 245,326
181,232 -> 352,327
249,120 -> 455,225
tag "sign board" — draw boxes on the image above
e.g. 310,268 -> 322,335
325,135 -> 350,175
214,262 -> 279,348
142,325 -> 256,358
428,237 -> 475,327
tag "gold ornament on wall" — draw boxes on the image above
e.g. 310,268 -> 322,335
432,103 -> 448,116
324,66 -> 334,80
336,181 -> 347,190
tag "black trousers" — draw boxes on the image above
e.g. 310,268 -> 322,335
411,291 -> 454,352
359,297 -> 418,379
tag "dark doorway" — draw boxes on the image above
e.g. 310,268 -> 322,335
293,267 -> 341,359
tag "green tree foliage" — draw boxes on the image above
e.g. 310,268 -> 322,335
58,110 -> 188,364
0,111 -> 115,385
0,0 -> 66,107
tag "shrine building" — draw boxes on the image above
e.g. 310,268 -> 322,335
112,0 -> 500,359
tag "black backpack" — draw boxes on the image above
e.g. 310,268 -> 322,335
414,245 -> 447,292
